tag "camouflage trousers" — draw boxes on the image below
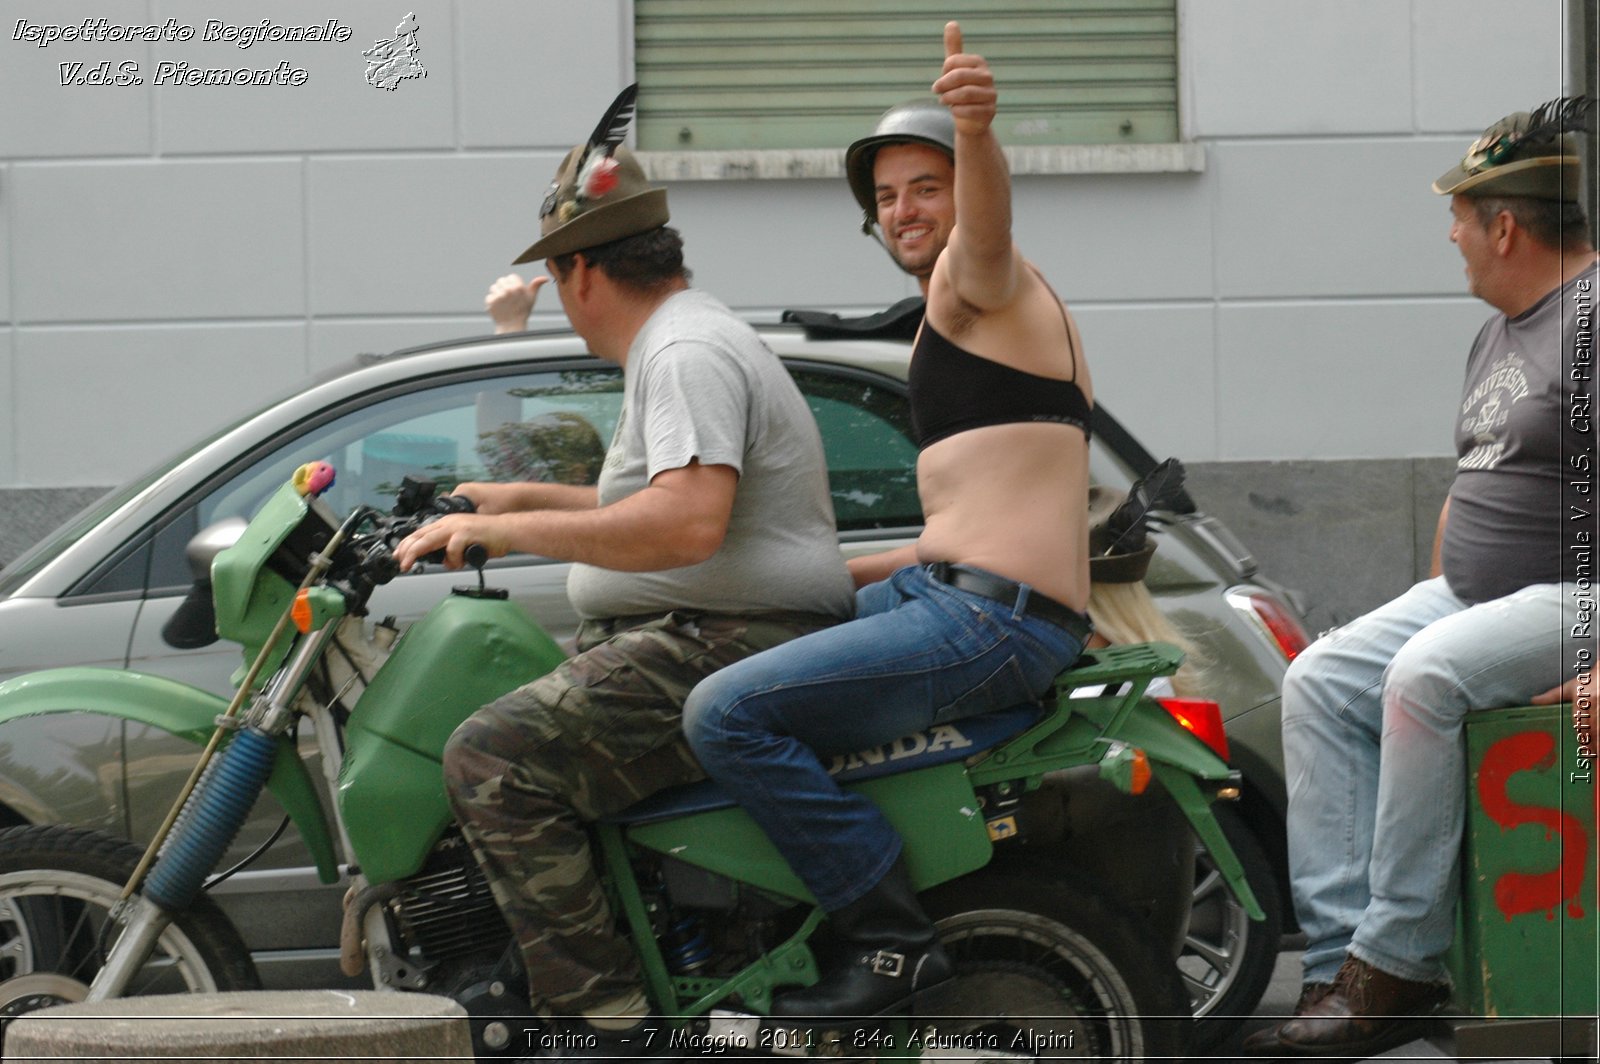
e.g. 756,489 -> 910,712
441,608 -> 837,1017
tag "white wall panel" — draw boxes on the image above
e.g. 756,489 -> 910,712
1184,0 -> 1411,137
1215,299 -> 1484,460
0,181 -> 10,325
152,1 -> 456,154
1,0 -> 153,158
309,317 -> 491,375
12,159 -> 305,322
1075,303 -> 1218,461
14,324 -> 306,485
1212,138 -> 1469,299
459,0 -> 628,150
306,154 -> 559,316
0,330 -> 14,483
1013,171 -> 1214,303
663,178 -> 902,313
1414,0 -> 1573,133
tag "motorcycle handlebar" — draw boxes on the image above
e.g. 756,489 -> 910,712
341,490 -> 484,587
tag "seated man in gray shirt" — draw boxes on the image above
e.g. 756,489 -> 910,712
1246,98 -> 1597,1058
396,87 -> 853,1055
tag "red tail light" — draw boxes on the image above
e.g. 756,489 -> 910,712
1158,697 -> 1230,762
1230,588 -> 1312,661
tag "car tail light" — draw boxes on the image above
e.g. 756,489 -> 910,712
1158,697 -> 1230,762
1228,587 -> 1312,661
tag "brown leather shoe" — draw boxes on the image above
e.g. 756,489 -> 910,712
1239,981 -> 1335,1055
1269,956 -> 1448,1057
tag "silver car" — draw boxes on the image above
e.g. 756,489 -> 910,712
0,317 -> 1308,1052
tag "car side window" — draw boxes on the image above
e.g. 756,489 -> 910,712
197,368 -> 622,530
789,366 -> 922,533
130,366 -> 624,596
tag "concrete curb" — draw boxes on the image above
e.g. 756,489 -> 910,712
2,989 -> 474,1063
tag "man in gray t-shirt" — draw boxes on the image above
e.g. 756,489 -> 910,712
396,107 -> 851,1046
567,286 -> 853,620
1246,102 -> 1598,1060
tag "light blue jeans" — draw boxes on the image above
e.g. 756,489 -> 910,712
683,564 -> 1085,911
1282,576 -> 1574,984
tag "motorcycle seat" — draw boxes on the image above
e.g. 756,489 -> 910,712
605,702 -> 1042,827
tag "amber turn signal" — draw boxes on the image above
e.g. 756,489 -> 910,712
291,588 -> 313,634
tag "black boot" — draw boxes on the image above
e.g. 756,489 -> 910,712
771,857 -> 953,1018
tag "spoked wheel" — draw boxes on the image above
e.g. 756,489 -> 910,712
0,824 -> 258,1022
918,868 -> 1191,1060
1178,807 -> 1283,1053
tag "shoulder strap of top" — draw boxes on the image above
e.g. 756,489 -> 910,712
1028,265 -> 1079,383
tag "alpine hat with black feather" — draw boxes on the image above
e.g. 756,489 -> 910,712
1088,458 -> 1187,584
1432,95 -> 1593,202
513,84 -> 669,264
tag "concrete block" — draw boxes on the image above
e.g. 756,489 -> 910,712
1212,139 -> 1473,299
0,0 -> 154,157
14,324 -> 306,485
152,1 -> 455,154
1186,458 -> 1423,630
12,160 -> 305,323
307,155 -> 561,316
1216,299 -> 1482,460
460,0 -> 627,149
1410,455 -> 1457,580
1075,303 -> 1218,461
1414,0 -> 1574,133
0,486 -> 111,566
1184,0 -> 1411,137
3,989 -> 473,1063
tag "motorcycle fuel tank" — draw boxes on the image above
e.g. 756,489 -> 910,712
339,591 -> 565,883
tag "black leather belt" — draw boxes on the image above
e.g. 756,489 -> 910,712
926,562 -> 1093,644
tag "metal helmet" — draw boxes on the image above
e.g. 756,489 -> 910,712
844,100 -> 955,233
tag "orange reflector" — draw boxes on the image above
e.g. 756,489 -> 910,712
1158,697 -> 1231,762
291,589 -> 313,634
1128,747 -> 1152,795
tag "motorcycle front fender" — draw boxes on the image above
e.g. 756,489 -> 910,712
982,693 -> 1266,922
0,667 -> 340,884
1084,697 -> 1267,922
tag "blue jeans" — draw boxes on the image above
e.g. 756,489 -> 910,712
1282,576 -> 1573,984
683,564 -> 1086,910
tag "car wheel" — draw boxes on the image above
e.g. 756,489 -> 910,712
1180,806 -> 1283,1053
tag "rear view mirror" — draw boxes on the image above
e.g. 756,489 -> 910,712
161,518 -> 247,649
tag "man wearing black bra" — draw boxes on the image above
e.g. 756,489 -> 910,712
683,22 -> 1094,1018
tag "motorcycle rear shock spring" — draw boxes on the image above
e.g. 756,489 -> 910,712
663,914 -> 713,974
144,726 -> 278,911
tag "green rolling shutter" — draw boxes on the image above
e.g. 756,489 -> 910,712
635,0 -> 1179,152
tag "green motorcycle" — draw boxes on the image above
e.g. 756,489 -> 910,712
0,465 -> 1260,1060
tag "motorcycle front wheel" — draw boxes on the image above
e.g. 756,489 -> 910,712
918,866 -> 1191,1060
1181,805 -> 1284,1053
0,824 -> 258,1019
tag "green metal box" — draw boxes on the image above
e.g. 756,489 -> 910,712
1452,704 -> 1597,1019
